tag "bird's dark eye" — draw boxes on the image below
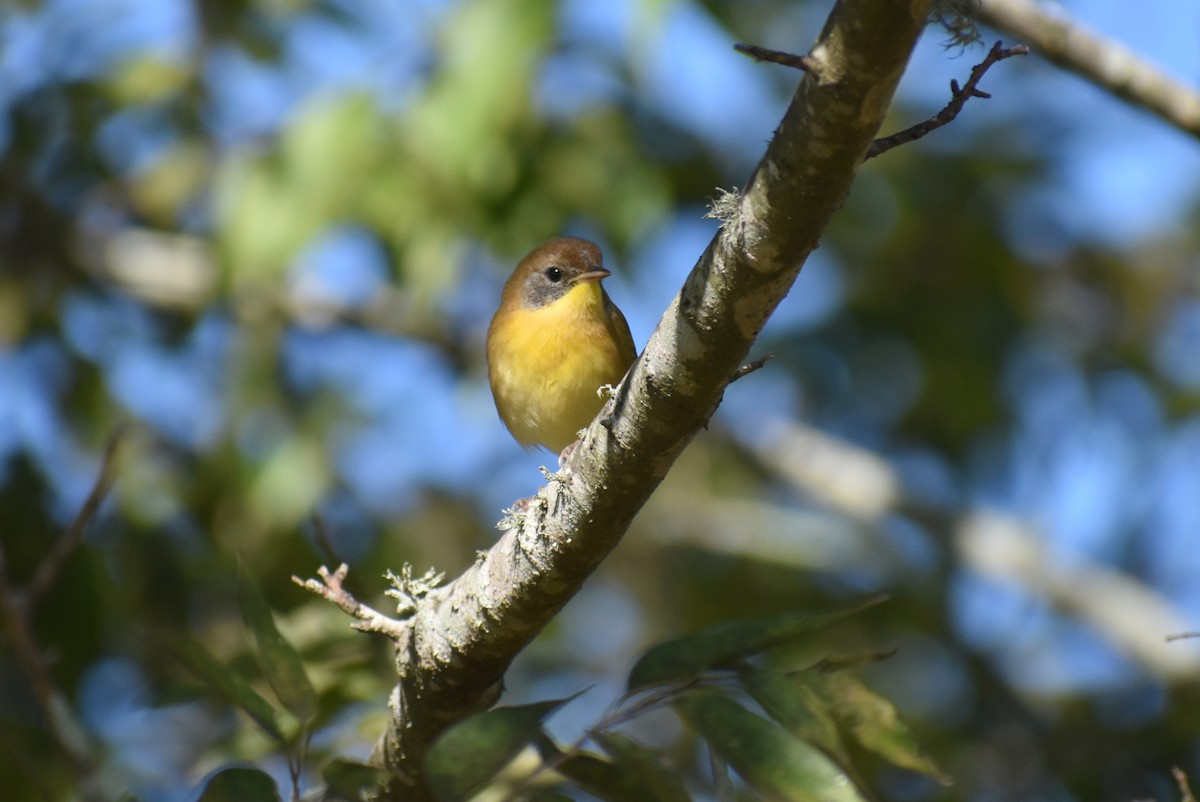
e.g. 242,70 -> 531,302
545,266 -> 563,282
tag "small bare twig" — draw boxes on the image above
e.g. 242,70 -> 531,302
735,39 -> 1027,158
0,427 -> 126,778
292,564 -> 408,639
309,514 -> 345,570
700,354 -> 777,432
734,43 -> 819,75
1166,631 -> 1200,643
0,549 -> 63,747
867,41 -> 1029,159
27,425 -> 127,603
285,726 -> 312,802
730,353 -> 774,384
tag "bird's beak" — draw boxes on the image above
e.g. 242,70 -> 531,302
574,268 -> 611,284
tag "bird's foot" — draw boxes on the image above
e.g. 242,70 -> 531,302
557,439 -> 580,468
510,495 -> 536,514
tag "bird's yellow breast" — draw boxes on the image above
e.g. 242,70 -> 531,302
487,281 -> 634,452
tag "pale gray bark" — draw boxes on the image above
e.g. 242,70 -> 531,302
976,0 -> 1200,138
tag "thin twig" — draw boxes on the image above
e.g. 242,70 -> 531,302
1166,632 -> 1200,643
734,43 -> 819,75
0,545 -> 59,733
730,353 -> 774,384
0,425 -> 127,777
286,725 -> 312,802
867,41 -> 1029,159
27,425 -> 127,603
309,514 -> 345,570
0,429 -> 125,777
292,564 -> 408,639
702,353 -> 777,431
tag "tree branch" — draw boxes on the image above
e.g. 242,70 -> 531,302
0,428 -> 125,786
26,426 -> 126,603
291,564 -> 408,639
867,41 -> 1028,158
974,0 -> 1200,139
749,419 -> 1200,680
324,1 -> 937,797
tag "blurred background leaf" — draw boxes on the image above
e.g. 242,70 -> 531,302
425,696 -> 578,802
676,691 -> 867,802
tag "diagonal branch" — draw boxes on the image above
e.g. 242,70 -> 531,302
292,564 -> 408,639
975,0 -> 1200,139
322,1 -> 937,797
867,41 -> 1029,158
747,419 -> 1200,679
736,39 -> 1029,160
0,427 -> 126,783
26,426 -> 126,603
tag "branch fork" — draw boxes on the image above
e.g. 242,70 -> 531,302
868,40 -> 1029,158
735,38 -> 1029,159
292,564 -> 409,639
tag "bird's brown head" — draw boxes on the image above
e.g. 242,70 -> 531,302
499,237 -> 610,312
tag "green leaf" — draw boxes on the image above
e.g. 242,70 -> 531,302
594,732 -> 691,802
808,649 -> 899,674
196,767 -> 281,802
627,596 -> 887,693
107,56 -> 191,104
47,690 -> 95,760
321,758 -> 391,801
741,670 -> 848,764
155,630 -> 283,742
237,561 -> 318,723
676,692 -> 867,802
538,733 -> 689,802
819,674 -> 952,785
540,743 -> 633,802
425,695 -> 579,802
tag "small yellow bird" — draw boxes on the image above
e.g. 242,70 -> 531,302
487,237 -> 637,453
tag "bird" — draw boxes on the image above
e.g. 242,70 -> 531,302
487,237 -> 637,455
